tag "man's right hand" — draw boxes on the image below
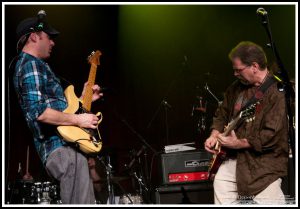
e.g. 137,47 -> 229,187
76,113 -> 99,129
204,136 -> 218,154
204,129 -> 220,154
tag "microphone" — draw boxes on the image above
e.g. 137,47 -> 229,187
36,10 -> 46,31
256,7 -> 268,16
162,100 -> 172,109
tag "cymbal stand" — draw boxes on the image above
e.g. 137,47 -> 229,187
131,155 -> 151,203
132,171 -> 149,194
120,118 -> 158,203
97,155 -> 115,204
204,83 -> 222,106
112,181 -> 133,204
125,150 -> 151,203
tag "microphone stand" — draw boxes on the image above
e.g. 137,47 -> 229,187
257,8 -> 295,200
146,56 -> 188,144
162,100 -> 171,145
146,99 -> 171,146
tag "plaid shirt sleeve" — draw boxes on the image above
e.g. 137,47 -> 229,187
18,60 -> 67,122
19,61 -> 49,121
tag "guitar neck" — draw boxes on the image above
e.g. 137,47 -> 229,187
223,116 -> 240,136
82,63 -> 97,111
215,117 -> 240,151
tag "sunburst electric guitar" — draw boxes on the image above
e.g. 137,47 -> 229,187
207,102 -> 259,180
57,50 -> 103,154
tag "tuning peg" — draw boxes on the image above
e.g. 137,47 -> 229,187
87,51 -> 95,59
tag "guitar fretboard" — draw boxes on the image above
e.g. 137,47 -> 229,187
82,63 -> 97,111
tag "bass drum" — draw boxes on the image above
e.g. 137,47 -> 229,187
119,193 -> 143,204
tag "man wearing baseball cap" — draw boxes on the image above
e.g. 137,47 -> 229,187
13,10 -> 103,204
16,10 -> 59,53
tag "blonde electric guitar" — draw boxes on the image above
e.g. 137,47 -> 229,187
57,50 -> 103,154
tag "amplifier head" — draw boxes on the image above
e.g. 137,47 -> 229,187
159,150 -> 212,185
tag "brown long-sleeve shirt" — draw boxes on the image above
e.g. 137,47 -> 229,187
211,74 -> 289,196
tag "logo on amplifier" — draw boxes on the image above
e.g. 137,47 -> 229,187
185,160 -> 209,168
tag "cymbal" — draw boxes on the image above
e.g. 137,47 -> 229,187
93,176 -> 130,184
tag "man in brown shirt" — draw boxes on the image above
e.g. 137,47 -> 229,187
204,41 -> 289,204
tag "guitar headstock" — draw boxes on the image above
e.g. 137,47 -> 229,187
87,50 -> 102,66
239,101 -> 260,122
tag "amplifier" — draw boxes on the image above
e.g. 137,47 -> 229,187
159,150 -> 212,185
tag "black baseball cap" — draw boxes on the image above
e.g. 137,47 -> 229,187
16,16 -> 59,40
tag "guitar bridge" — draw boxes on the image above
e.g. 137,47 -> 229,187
82,128 -> 101,142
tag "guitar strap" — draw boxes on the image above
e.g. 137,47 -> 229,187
240,74 -> 277,112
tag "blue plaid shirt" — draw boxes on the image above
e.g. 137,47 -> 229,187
14,52 -> 67,164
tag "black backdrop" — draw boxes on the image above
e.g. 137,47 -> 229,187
4,3 -> 296,199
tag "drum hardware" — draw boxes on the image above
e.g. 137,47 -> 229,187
39,192 -> 51,204
28,181 -> 61,204
112,180 -> 134,204
191,95 -> 207,134
50,184 -> 62,204
119,193 -> 143,204
9,179 -> 34,204
97,155 -> 118,204
118,117 -> 159,204
204,83 -> 222,106
124,150 -> 152,204
131,171 -> 148,192
96,155 -> 137,204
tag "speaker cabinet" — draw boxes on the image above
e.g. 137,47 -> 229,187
155,182 -> 214,204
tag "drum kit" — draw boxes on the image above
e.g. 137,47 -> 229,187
8,147 -> 145,205
7,146 -> 62,205
9,173 -> 145,205
7,180 -> 61,204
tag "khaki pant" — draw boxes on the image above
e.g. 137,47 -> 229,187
214,159 -> 286,205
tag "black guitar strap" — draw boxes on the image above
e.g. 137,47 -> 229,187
240,75 -> 277,112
